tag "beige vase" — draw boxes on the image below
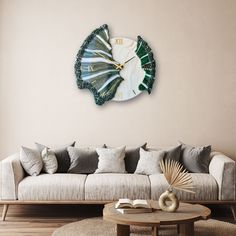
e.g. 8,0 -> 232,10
159,190 -> 179,212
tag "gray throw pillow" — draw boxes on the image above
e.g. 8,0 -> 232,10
20,146 -> 43,176
41,148 -> 58,174
67,146 -> 101,174
179,142 -> 211,173
164,145 -> 182,162
135,148 -> 165,175
104,143 -> 147,173
35,142 -> 75,173
95,146 -> 126,173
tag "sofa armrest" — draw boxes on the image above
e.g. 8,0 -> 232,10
209,152 -> 235,200
0,153 -> 25,200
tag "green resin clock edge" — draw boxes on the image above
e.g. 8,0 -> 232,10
74,24 -> 123,105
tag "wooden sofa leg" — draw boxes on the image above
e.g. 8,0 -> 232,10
230,205 -> 236,222
2,204 -> 9,221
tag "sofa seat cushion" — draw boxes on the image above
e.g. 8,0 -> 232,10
18,174 -> 87,200
149,173 -> 218,201
85,174 -> 150,201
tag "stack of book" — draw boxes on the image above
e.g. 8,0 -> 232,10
115,198 -> 153,214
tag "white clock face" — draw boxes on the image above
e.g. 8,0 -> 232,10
110,38 -> 145,101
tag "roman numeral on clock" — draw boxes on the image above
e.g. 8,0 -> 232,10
115,38 -> 123,45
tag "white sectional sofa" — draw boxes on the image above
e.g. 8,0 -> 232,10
0,151 -> 235,221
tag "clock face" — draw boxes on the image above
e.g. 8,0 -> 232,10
110,38 -> 145,101
74,24 -> 156,105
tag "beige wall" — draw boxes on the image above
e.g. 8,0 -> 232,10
0,0 -> 236,160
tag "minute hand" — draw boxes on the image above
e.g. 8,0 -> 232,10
124,56 -> 135,65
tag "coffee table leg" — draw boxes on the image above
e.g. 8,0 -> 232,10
179,222 -> 194,236
117,224 -> 130,236
152,226 -> 159,236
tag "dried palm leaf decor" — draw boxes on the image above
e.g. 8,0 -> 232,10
159,159 -> 195,193
158,159 -> 195,212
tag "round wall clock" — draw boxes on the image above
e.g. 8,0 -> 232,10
75,24 -> 156,105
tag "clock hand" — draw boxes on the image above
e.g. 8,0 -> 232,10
89,51 -> 123,70
124,56 -> 135,64
114,56 -> 135,70
93,52 -> 121,68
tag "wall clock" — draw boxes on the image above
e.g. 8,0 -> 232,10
75,24 -> 156,105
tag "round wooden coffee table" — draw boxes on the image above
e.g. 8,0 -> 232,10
103,201 -> 211,236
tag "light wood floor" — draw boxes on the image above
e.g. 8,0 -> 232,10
0,204 -> 234,236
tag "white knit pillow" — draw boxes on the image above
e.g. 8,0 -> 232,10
135,148 -> 165,175
41,148 -> 58,174
95,146 -> 126,173
20,146 -> 43,176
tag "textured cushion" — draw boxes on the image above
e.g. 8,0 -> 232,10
149,173 -> 218,200
85,173 -> 150,200
105,143 -> 147,173
18,174 -> 86,200
135,148 -> 165,175
67,146 -> 100,174
41,148 -> 58,174
164,145 -> 182,161
20,146 -> 43,176
35,142 -> 75,173
180,142 -> 211,173
95,146 -> 126,173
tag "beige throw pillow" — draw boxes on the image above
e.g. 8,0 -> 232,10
20,146 -> 43,176
135,148 -> 165,175
95,146 -> 126,173
41,148 -> 58,174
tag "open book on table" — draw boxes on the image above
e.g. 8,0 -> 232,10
115,199 -> 151,209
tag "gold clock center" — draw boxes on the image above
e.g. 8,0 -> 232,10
116,64 -> 124,70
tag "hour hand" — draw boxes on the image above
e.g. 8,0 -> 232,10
93,52 -> 123,69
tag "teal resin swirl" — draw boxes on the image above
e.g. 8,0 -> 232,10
74,24 -> 123,105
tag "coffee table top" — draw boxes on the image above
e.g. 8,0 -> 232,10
103,201 -> 211,227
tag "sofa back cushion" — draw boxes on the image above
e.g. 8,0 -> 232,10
95,146 -> 126,173
164,145 -> 182,161
124,143 -> 147,173
41,148 -> 58,174
104,143 -> 147,173
179,142 -> 211,173
20,146 -> 43,176
67,146 -> 100,174
135,148 -> 165,175
35,142 -> 75,173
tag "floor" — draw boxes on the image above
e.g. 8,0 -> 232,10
0,204 -> 234,236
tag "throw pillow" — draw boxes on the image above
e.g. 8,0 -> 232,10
134,148 -> 165,175
179,142 -> 211,173
95,146 -> 126,173
35,142 -> 75,173
104,143 -> 147,173
164,145 -> 182,162
20,146 -> 43,176
41,148 -> 58,174
67,146 -> 102,174
125,143 -> 147,173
